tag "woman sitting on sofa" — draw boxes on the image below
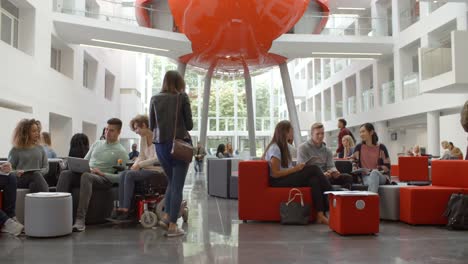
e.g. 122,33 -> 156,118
350,123 -> 391,193
262,120 -> 332,224
8,119 -> 49,193
341,135 -> 355,159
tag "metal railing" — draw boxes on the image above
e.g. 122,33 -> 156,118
421,47 -> 452,80
56,3 -> 391,37
292,13 -> 392,36
207,117 -> 277,132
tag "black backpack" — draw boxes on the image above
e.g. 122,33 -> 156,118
443,193 -> 468,230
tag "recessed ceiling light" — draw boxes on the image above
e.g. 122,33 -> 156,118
90,39 -> 169,52
337,7 -> 366,11
311,52 -> 382,56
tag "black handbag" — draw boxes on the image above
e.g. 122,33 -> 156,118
280,188 -> 311,225
170,94 -> 194,163
443,193 -> 468,230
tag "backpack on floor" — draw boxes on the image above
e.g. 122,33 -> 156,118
443,193 -> 468,230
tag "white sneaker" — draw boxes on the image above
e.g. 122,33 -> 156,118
1,218 -> 24,236
72,218 -> 86,232
165,227 -> 186,237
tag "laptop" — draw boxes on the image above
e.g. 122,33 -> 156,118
67,157 -> 91,174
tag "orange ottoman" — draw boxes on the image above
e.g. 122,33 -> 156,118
328,191 -> 379,235
399,186 -> 467,225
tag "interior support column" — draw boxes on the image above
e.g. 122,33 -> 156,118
177,62 -> 187,78
279,62 -> 302,146
427,111 -> 441,156
243,64 -> 257,158
199,67 -> 214,147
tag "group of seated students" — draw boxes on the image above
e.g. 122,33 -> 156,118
216,143 -> 234,158
263,120 -> 391,225
0,115 -> 167,236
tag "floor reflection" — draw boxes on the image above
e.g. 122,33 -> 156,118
1,168 -> 467,263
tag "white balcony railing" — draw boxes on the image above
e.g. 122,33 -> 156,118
402,73 -> 419,100
336,100 -> 343,118
347,96 -> 356,115
380,81 -> 395,106
361,89 -> 374,112
421,47 -> 452,80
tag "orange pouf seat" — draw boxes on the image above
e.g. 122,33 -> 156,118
398,156 -> 429,182
328,192 -> 379,235
238,161 -> 316,222
399,160 -> 468,225
391,164 -> 399,177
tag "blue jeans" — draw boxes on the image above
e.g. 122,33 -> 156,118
362,170 -> 387,193
155,141 -> 189,223
118,169 -> 158,209
194,160 -> 203,173
0,174 -> 17,225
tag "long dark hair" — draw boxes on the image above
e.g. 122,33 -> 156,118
361,123 -> 379,145
161,70 -> 185,94
69,133 -> 90,158
216,144 -> 225,156
262,120 -> 292,168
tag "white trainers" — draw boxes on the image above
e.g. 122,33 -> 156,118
72,218 -> 86,232
165,227 -> 186,237
1,218 -> 24,236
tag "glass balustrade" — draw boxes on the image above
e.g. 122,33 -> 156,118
347,96 -> 356,115
56,3 -> 391,37
380,81 -> 395,106
402,73 -> 419,100
361,89 -> 374,112
421,47 -> 452,80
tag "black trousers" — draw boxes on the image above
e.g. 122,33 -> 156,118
329,173 -> 353,190
270,165 -> 333,212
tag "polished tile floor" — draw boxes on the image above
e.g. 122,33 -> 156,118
1,170 -> 467,264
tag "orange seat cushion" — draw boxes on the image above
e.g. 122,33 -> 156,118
238,161 -> 316,222
398,156 -> 429,182
431,160 -> 468,188
391,165 -> 399,177
400,186 -> 468,225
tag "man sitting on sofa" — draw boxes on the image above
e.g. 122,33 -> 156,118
297,122 -> 353,190
57,118 -> 128,232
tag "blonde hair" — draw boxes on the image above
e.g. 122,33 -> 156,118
12,119 -> 42,148
342,135 -> 355,147
441,141 -> 449,149
41,132 -> 52,146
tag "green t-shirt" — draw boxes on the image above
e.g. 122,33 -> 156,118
85,140 -> 128,183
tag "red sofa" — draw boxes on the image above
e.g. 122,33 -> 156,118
398,156 -> 429,182
391,164 -> 399,177
400,160 -> 468,225
238,160 -> 316,222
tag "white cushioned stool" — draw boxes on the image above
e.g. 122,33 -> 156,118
25,192 -> 72,237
